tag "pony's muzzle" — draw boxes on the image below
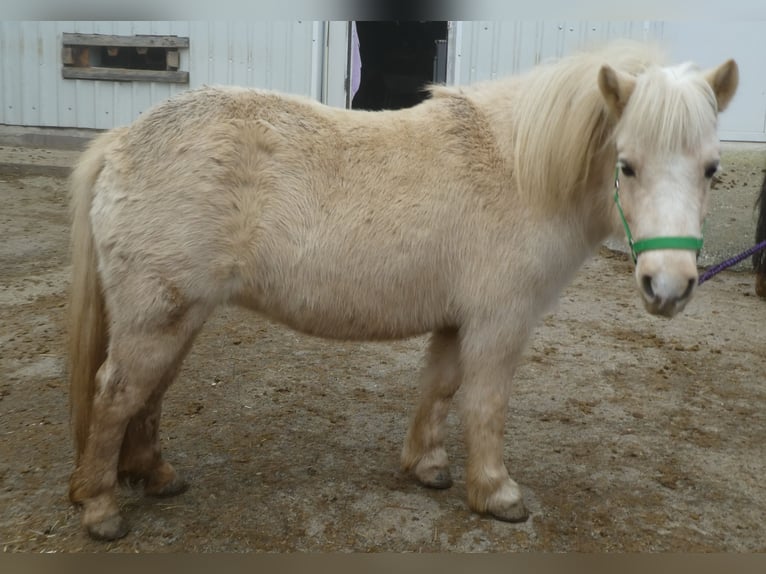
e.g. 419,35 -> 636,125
636,252 -> 698,317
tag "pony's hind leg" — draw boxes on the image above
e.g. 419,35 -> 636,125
69,304 -> 208,541
117,353 -> 192,498
401,328 -> 462,489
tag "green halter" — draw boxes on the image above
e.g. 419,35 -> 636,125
613,165 -> 704,264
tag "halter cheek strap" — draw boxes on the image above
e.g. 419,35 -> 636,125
613,165 -> 704,264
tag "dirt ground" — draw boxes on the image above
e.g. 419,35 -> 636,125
1,142 -> 765,553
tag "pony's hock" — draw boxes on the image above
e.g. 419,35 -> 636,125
66,40 -> 737,540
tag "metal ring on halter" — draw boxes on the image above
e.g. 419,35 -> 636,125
613,165 -> 704,264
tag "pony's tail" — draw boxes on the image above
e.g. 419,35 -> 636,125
68,129 -> 122,463
753,170 -> 766,296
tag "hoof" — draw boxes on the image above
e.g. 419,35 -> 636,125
87,514 -> 129,541
404,448 -> 453,489
472,479 -> 530,523
486,499 -> 530,523
145,475 -> 189,498
415,466 -> 453,489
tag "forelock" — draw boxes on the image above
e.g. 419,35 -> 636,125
619,64 -> 719,151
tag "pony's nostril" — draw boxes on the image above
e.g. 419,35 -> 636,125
641,275 -> 655,299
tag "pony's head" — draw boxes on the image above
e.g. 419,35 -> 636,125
598,57 -> 738,317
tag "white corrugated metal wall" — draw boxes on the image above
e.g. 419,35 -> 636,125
660,21 -> 766,142
0,21 -> 324,130
451,21 -> 663,84
451,21 -> 766,142
1,20 -> 764,141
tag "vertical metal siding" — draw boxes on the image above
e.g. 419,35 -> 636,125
183,21 -> 321,97
453,20 -> 766,142
456,21 -> 664,85
661,21 -> 766,142
2,20 -> 764,141
1,22 -> 23,127
1,21 -> 322,130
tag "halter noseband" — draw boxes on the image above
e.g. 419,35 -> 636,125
613,165 -> 704,264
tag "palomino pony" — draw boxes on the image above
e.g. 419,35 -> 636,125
67,41 -> 738,540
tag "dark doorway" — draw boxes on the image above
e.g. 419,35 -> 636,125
351,21 -> 448,111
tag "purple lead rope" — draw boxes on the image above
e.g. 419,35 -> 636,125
697,240 -> 766,286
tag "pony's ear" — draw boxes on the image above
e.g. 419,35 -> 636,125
598,65 -> 636,118
704,59 -> 738,112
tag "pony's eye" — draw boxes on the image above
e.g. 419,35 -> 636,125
704,162 -> 719,179
620,163 -> 636,177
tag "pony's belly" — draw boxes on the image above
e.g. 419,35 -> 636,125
267,308 -> 434,341
238,268 -> 451,341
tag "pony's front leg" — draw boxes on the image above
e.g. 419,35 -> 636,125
459,329 -> 529,522
401,328 -> 462,488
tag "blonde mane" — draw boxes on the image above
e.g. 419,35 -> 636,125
511,41 -> 668,206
